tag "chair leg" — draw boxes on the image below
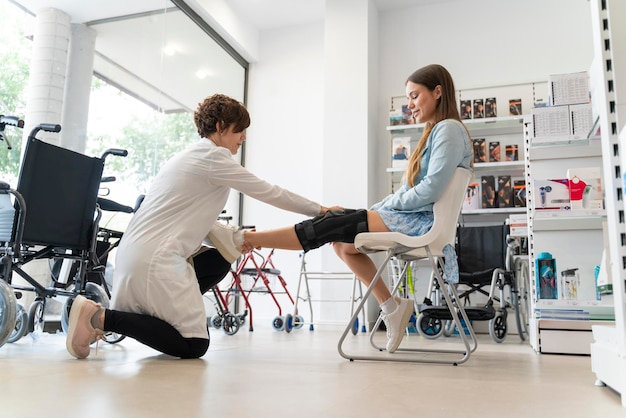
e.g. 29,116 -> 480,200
337,248 -> 477,365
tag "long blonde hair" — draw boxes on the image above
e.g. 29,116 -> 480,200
404,65 -> 472,187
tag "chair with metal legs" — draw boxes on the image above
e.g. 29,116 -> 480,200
337,167 -> 476,365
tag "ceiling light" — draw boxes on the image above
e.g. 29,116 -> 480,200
162,45 -> 176,56
195,70 -> 208,79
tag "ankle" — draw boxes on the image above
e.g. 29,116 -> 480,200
90,308 -> 105,330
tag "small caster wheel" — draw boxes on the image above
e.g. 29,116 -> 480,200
8,304 -> 28,343
210,314 -> 223,329
272,315 -> 285,331
285,313 -> 293,333
223,313 -> 240,335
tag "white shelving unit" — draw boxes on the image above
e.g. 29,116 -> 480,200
588,0 -> 626,408
387,116 -> 528,222
523,113 -> 612,354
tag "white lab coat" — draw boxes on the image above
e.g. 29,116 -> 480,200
111,139 -> 321,339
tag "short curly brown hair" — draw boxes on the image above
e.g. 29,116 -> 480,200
194,94 -> 250,138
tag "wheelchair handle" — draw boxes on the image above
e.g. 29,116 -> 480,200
101,148 -> 128,160
38,123 -> 62,133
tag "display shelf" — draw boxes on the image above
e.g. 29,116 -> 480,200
528,140 -> 602,161
387,115 -> 528,218
532,214 -> 605,230
462,207 -> 525,215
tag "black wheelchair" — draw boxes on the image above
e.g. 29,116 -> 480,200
0,121 -> 130,347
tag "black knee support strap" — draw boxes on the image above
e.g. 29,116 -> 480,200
295,209 -> 369,252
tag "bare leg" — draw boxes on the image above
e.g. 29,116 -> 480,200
333,243 -> 391,304
333,210 -> 392,304
244,226 -> 303,250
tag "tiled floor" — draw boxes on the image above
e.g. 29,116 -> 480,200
0,322 -> 624,418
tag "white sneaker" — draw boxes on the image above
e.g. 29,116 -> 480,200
381,297 -> 414,353
206,222 -> 242,264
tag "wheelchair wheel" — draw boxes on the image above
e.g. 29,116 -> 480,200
8,304 -> 28,343
210,314 -> 223,329
416,313 -> 444,339
489,310 -> 508,343
222,313 -> 240,335
0,280 -> 17,348
513,259 -> 530,342
27,299 -> 45,334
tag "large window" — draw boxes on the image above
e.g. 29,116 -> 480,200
0,0 -> 248,229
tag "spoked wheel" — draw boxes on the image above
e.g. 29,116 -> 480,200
27,299 -> 45,335
222,313 -> 240,335
416,313 -> 444,339
513,258 -> 530,342
0,280 -> 17,348
210,314 -> 223,329
8,304 -> 28,343
489,310 -> 508,343
272,315 -> 285,331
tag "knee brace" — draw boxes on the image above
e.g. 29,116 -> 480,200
295,209 -> 369,252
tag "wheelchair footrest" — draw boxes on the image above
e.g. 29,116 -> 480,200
240,268 -> 281,276
419,304 -> 496,321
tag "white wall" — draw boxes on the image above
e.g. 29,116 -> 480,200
229,0 -> 594,325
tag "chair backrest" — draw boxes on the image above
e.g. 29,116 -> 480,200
15,137 -> 104,249
426,167 -> 472,254
0,192 -> 14,243
457,224 -> 509,282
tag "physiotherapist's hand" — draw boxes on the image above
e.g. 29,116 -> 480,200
320,205 -> 344,214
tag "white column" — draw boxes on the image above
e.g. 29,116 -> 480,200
22,8 -> 70,148
320,0 -> 379,323
17,8 -> 70,315
60,23 -> 96,154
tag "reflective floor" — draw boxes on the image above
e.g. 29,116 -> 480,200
1,322 -> 624,418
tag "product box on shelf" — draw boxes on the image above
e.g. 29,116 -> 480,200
401,105 -> 415,125
505,144 -> 519,161
473,138 -> 486,163
497,175 -> 514,208
531,104 -> 594,144
531,105 -> 571,144
481,175 -> 496,208
566,167 -> 603,211
569,103 -> 594,140
473,99 -> 484,119
462,181 -> 480,210
485,97 -> 497,118
389,107 -> 403,126
489,141 -> 501,162
508,213 -> 528,236
460,100 -> 472,120
536,252 -> 558,300
513,178 -> 527,207
391,136 -> 411,169
533,179 -> 571,211
509,98 -> 522,116
549,71 -> 590,106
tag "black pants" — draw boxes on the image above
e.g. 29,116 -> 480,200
103,248 -> 231,359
